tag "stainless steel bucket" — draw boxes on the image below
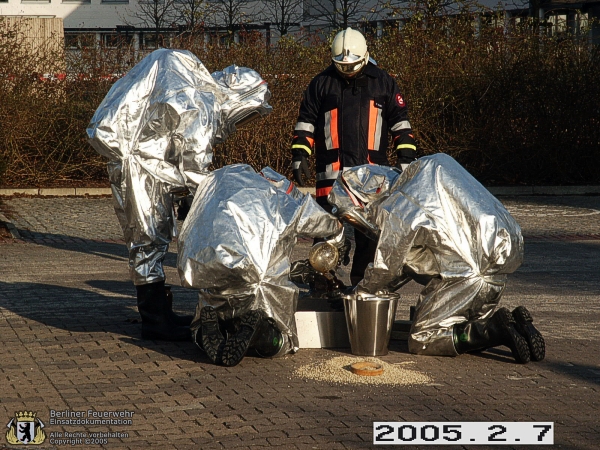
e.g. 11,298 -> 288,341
343,293 -> 399,356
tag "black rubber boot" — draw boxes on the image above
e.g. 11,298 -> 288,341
454,307 -> 530,364
252,319 -> 284,358
164,285 -> 194,326
136,281 -> 191,341
198,306 -> 226,364
221,310 -> 263,367
512,306 -> 546,361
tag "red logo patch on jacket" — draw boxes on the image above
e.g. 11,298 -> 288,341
396,93 -> 405,107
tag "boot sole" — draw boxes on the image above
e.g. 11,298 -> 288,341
200,307 -> 226,364
221,310 -> 263,367
496,308 -> 531,364
512,306 -> 546,362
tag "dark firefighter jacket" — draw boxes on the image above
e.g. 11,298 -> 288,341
291,62 -> 417,205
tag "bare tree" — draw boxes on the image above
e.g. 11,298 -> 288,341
386,0 -> 492,21
174,0 -> 214,32
209,0 -> 257,35
263,0 -> 303,35
128,0 -> 179,47
305,0 -> 374,29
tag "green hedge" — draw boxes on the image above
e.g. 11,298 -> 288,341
1,16 -> 599,187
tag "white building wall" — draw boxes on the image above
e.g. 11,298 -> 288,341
0,1 -> 137,29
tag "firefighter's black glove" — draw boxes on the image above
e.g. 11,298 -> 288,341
291,151 -> 310,187
395,147 -> 417,173
395,157 -> 413,173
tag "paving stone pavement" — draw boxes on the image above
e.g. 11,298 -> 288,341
0,195 -> 599,450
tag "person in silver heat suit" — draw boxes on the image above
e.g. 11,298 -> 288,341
177,164 -> 346,366
328,153 -> 545,364
87,49 -> 272,341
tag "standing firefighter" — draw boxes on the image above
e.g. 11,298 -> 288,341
87,49 -> 272,341
328,154 -> 546,364
291,27 -> 418,285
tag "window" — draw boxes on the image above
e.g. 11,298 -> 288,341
546,13 -> 568,36
141,33 -> 173,49
65,33 -> 97,49
142,33 -> 158,49
101,33 -> 133,48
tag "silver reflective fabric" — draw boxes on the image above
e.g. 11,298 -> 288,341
86,49 -> 272,285
259,166 -> 305,201
212,65 -> 272,141
329,164 -> 400,240
177,164 -> 342,354
328,154 -> 523,356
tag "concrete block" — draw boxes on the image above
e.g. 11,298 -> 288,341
39,188 -> 75,196
0,188 -> 39,196
0,212 -> 21,238
75,187 -> 112,196
533,185 -> 600,195
391,320 -> 411,341
486,186 -> 534,196
294,311 -> 350,348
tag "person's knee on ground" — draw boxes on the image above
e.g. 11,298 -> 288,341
452,307 -> 531,364
136,280 -> 191,341
252,319 -> 287,358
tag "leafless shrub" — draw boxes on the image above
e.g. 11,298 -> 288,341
1,17 -> 599,187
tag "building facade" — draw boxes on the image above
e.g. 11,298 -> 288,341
1,0 -> 599,47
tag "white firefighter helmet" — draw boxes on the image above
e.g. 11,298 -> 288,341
331,28 -> 369,78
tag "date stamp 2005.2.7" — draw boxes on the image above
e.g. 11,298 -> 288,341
374,422 -> 554,445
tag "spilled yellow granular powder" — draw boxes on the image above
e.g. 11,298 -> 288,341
293,356 -> 431,386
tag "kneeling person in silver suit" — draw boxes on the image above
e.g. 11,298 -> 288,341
328,154 -> 545,364
177,165 -> 347,366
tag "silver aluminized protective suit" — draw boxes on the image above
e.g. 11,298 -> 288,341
86,49 -> 272,285
177,164 -> 343,354
328,153 -> 524,356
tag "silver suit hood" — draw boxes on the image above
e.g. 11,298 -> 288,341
87,49 -> 272,193
212,65 -> 272,141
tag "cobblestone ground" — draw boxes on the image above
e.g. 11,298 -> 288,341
0,195 -> 599,449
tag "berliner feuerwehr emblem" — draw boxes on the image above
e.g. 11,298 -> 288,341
5,411 -> 46,445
